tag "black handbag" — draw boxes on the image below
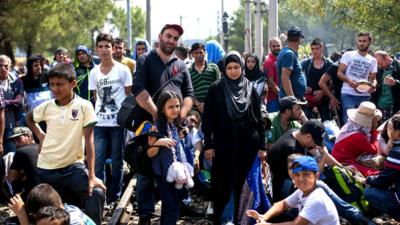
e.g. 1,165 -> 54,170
117,60 -> 179,131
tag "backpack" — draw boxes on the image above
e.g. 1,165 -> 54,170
323,166 -> 369,211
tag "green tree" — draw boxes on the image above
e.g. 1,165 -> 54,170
111,5 -> 146,48
227,0 -> 359,57
0,0 -> 113,62
285,0 -> 400,52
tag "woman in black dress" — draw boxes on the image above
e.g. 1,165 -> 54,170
202,51 -> 266,224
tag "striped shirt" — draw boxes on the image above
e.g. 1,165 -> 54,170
0,88 -> 5,109
189,62 -> 220,103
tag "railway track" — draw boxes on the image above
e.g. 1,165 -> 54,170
104,175 -> 212,225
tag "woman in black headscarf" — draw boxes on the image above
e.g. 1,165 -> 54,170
202,51 -> 266,224
244,53 -> 263,82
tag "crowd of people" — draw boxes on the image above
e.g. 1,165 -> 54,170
0,23 -> 399,225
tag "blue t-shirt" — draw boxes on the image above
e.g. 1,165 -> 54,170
277,47 -> 306,99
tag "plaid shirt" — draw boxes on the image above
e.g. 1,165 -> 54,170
0,88 -> 5,109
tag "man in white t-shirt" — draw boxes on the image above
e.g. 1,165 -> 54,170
89,33 -> 132,204
337,32 -> 378,122
246,156 -> 339,225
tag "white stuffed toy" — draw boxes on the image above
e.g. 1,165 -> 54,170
166,161 -> 194,189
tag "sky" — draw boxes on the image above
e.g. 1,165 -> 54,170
116,0 -> 240,41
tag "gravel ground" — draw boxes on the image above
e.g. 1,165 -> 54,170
1,200 -> 399,225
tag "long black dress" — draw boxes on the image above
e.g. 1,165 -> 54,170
202,79 -> 265,224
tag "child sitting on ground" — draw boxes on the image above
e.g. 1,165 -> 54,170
246,156 -> 339,225
8,183 -> 95,225
36,206 -> 70,225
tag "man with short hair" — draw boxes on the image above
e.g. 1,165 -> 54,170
266,96 -> 307,148
301,38 -> 333,122
113,37 -> 136,76
89,33 -> 132,204
189,42 -> 220,113
337,32 -> 377,123
267,119 -> 325,202
133,24 -> 198,224
0,55 -> 23,155
51,47 -> 69,67
74,45 -> 95,102
277,27 -> 307,100
174,46 -> 192,65
371,50 -> 400,122
6,127 -> 39,196
319,54 -> 344,126
263,37 -> 282,113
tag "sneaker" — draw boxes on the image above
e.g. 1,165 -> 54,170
206,201 -> 213,216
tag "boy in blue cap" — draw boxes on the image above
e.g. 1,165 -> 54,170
247,156 -> 339,225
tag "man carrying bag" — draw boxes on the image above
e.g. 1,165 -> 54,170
129,24 -> 198,225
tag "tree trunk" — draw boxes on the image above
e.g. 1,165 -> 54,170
26,43 -> 33,62
3,40 -> 15,65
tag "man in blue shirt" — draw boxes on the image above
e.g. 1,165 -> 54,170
277,27 -> 307,100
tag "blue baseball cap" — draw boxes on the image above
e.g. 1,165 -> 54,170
291,156 -> 319,173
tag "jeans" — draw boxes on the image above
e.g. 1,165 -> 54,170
317,180 -> 366,223
221,192 -> 234,223
94,126 -> 125,203
157,176 -> 180,225
3,128 -> 16,154
365,186 -> 400,220
341,94 -> 370,123
136,174 -> 156,216
35,163 -> 105,225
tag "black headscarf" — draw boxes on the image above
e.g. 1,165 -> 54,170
222,51 -> 253,119
244,53 -> 263,82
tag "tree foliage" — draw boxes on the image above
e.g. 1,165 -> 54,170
111,5 -> 146,50
227,0 -> 400,57
285,0 -> 400,52
0,0 -> 114,62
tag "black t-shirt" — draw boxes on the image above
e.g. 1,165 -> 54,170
9,144 -> 39,190
133,50 -> 194,100
307,64 -> 326,91
326,63 -> 343,100
10,144 -> 38,174
267,129 -> 308,201
267,129 -> 307,178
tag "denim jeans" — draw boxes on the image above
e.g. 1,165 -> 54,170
3,128 -> 16,154
221,192 -> 234,224
157,176 -> 180,225
94,126 -> 125,203
136,173 -> 156,216
35,163 -> 105,225
365,186 -> 400,220
341,94 -> 370,123
317,180 -> 366,223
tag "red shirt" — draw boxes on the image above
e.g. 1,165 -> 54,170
332,131 -> 379,176
263,53 -> 279,101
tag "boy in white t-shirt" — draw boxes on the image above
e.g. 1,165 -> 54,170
88,33 -> 132,204
247,156 -> 339,225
